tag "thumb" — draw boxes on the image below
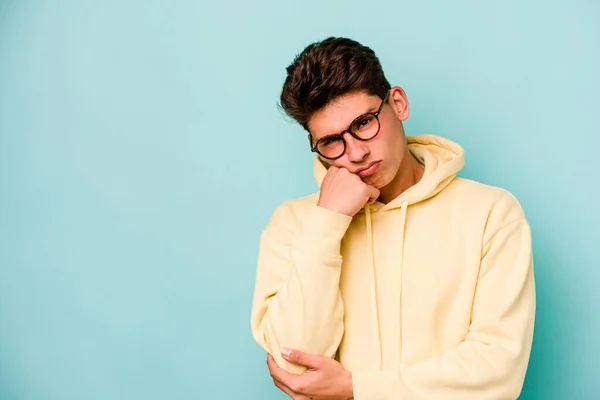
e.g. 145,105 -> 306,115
281,348 -> 322,369
367,186 -> 380,204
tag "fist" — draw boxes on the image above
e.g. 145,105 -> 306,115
318,166 -> 380,216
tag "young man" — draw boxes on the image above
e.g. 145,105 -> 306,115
250,37 -> 535,400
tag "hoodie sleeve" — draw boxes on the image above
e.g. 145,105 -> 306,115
250,201 -> 352,374
352,217 -> 536,400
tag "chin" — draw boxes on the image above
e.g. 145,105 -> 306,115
366,173 -> 391,189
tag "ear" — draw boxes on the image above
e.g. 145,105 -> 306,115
389,86 -> 410,121
307,133 -> 314,148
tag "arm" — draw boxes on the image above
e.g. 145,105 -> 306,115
352,218 -> 536,400
250,202 -> 352,374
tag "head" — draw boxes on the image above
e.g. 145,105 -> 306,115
279,37 -> 412,191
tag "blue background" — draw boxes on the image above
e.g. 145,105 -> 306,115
0,0 -> 598,399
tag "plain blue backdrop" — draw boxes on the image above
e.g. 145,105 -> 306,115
0,0 -> 598,399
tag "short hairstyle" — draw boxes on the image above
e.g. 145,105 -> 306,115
279,37 -> 391,131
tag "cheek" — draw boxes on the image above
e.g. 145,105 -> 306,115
376,127 -> 403,158
319,157 -> 349,171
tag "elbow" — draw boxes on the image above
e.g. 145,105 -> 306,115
479,342 -> 533,399
250,309 -> 271,353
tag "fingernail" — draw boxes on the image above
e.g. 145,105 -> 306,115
281,348 -> 291,358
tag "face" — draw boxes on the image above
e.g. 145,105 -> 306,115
307,87 -> 411,191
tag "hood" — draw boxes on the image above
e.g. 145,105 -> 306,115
312,134 -> 465,211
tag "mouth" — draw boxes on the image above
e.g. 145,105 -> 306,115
355,161 -> 381,178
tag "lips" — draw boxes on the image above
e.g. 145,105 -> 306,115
356,161 -> 381,177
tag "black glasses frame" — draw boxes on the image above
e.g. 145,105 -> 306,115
308,91 -> 389,160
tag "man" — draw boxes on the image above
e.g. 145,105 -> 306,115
250,37 -> 535,400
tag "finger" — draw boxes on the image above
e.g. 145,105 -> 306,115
267,353 -> 282,372
337,166 -> 351,175
367,186 -> 380,204
267,353 -> 295,388
320,165 -> 338,187
325,165 -> 339,179
282,348 -> 322,369
268,355 -> 303,398
272,378 -> 296,398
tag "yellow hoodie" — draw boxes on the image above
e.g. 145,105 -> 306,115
250,134 -> 535,399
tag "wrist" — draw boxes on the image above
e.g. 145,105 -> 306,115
343,371 -> 354,400
316,200 -> 339,215
316,199 -> 354,217
289,205 -> 352,259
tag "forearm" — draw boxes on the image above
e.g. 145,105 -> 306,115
251,204 -> 352,373
352,335 -> 534,400
259,267 -> 344,374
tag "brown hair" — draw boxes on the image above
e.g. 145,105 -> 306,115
279,37 -> 391,131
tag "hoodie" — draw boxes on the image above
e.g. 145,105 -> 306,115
250,134 -> 535,399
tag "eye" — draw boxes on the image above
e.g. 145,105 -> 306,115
361,116 -> 375,126
321,137 -> 341,146
352,114 -> 376,132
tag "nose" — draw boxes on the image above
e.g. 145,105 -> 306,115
344,134 -> 369,163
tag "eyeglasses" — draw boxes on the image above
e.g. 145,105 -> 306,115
309,91 -> 389,160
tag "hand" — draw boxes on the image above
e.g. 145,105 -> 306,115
317,166 -> 380,216
267,349 -> 353,400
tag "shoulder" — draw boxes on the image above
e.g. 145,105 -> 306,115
449,178 -> 525,215
445,177 -> 528,240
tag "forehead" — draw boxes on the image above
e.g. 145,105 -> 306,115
308,91 -> 381,140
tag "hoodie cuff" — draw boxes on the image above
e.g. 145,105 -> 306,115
352,369 -> 399,400
292,205 -> 352,256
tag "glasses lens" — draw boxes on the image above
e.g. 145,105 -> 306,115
350,114 -> 379,140
317,136 -> 345,159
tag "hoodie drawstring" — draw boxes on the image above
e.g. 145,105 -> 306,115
364,200 -> 409,367
364,205 -> 383,368
398,200 -> 408,362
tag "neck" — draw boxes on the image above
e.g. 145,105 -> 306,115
378,148 -> 424,204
